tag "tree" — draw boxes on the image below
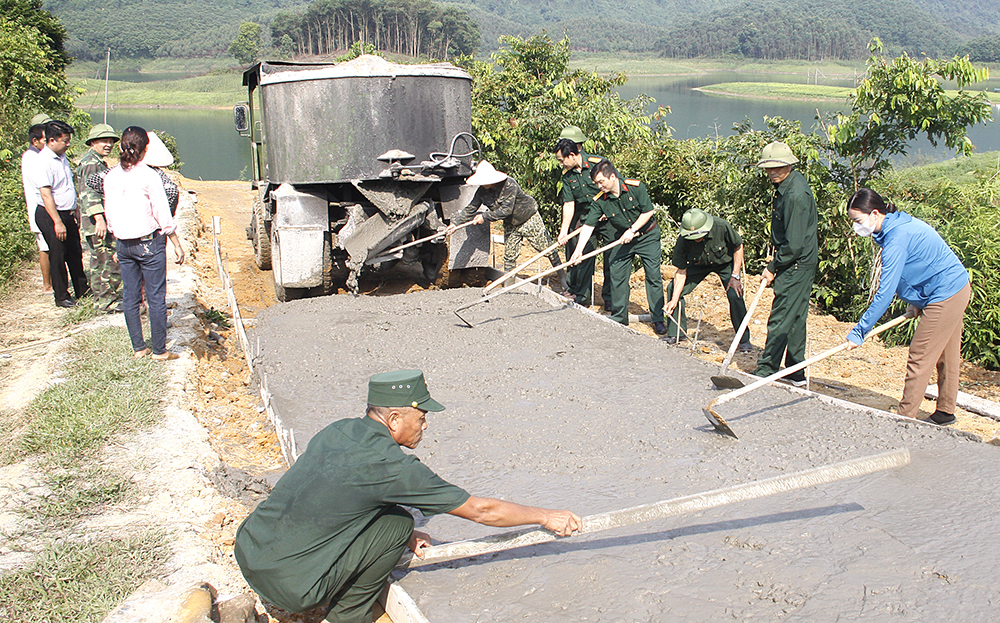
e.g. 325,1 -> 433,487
279,34 -> 295,59
228,22 -> 261,66
821,39 -> 993,191
458,34 -> 665,225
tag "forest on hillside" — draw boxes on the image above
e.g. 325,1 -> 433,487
43,0 -> 997,60
270,0 -> 479,59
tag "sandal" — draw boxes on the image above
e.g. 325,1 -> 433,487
133,348 -> 151,358
151,351 -> 179,361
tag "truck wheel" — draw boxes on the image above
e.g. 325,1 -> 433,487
305,234 -> 334,297
252,196 -> 272,270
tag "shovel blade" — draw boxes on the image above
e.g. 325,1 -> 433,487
702,406 -> 738,439
711,375 -> 745,390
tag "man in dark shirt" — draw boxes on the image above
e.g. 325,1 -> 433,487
554,135 -> 615,308
570,159 -> 667,334
664,208 -> 751,349
754,142 -> 819,386
234,370 -> 581,623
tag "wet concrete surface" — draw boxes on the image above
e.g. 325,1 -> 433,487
252,289 -> 1000,621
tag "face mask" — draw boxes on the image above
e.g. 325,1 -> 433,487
853,213 -> 876,237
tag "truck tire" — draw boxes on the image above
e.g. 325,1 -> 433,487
252,196 -> 271,270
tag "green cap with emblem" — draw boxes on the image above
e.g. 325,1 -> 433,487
367,370 -> 444,412
679,208 -> 713,240
559,125 -> 588,144
86,124 -> 120,145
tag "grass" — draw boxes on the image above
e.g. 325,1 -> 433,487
0,326 -> 171,620
60,294 -> 105,326
10,327 -> 164,467
74,72 -> 245,109
568,53 -> 866,76
0,529 -> 170,623
697,81 -> 1000,104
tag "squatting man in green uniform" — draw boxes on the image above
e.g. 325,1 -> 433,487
754,142 -> 818,386
570,159 -> 668,334
664,208 -> 751,350
234,370 -> 581,623
554,128 -> 613,309
75,124 -> 123,312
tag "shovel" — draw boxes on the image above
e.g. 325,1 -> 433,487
376,220 -> 475,257
455,238 -> 622,327
710,281 -> 768,389
483,229 -> 582,295
703,314 -> 911,438
396,447 -> 909,569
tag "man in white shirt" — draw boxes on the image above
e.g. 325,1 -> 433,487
33,120 -> 88,307
21,115 -> 53,294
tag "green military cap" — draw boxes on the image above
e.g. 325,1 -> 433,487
679,208 -> 713,239
559,125 -> 588,144
368,370 -> 444,412
86,124 -> 120,145
30,113 -> 52,127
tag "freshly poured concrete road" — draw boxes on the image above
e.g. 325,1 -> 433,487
252,289 -> 1000,622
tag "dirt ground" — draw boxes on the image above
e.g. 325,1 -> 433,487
1,175 -> 998,622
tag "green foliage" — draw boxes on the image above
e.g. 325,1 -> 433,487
458,34 -> 664,225
337,41 -> 379,62
271,0 -> 480,60
0,2 -> 85,289
279,33 -> 295,59
954,34 -> 1000,62
657,0 -> 960,60
229,22 -> 262,66
821,39 -> 993,191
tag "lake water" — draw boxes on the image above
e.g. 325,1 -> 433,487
92,71 -> 1000,180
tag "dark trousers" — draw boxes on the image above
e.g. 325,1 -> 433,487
320,506 -> 413,623
755,262 -> 816,378
566,219 -> 613,306
35,206 -> 87,303
607,225 -> 665,325
117,233 -> 168,354
665,264 -> 749,343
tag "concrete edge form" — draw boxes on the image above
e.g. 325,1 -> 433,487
209,219 -> 429,623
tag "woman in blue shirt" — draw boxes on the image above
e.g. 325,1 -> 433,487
844,189 -> 970,425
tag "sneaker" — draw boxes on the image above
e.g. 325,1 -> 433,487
603,300 -> 612,312
736,341 -> 753,353
653,321 -> 668,335
929,410 -> 957,425
779,375 -> 808,388
663,334 -> 687,344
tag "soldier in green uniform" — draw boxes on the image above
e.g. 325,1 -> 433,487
664,208 -> 752,348
447,160 -> 568,291
554,131 -> 614,309
754,142 -> 818,386
75,124 -> 122,312
571,160 -> 668,335
234,370 -> 581,623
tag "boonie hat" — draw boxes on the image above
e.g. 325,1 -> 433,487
466,160 -> 507,186
86,124 -> 120,145
559,125 -> 588,144
141,131 -> 174,167
367,370 -> 444,412
679,208 -> 714,240
757,141 -> 799,168
30,113 -> 52,127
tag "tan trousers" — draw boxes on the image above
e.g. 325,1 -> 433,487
897,282 -> 971,418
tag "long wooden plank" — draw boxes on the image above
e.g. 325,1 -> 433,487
397,448 -> 909,569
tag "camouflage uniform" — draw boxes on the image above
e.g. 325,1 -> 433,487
75,149 -> 122,311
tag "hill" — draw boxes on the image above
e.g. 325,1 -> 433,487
43,0 -> 996,60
